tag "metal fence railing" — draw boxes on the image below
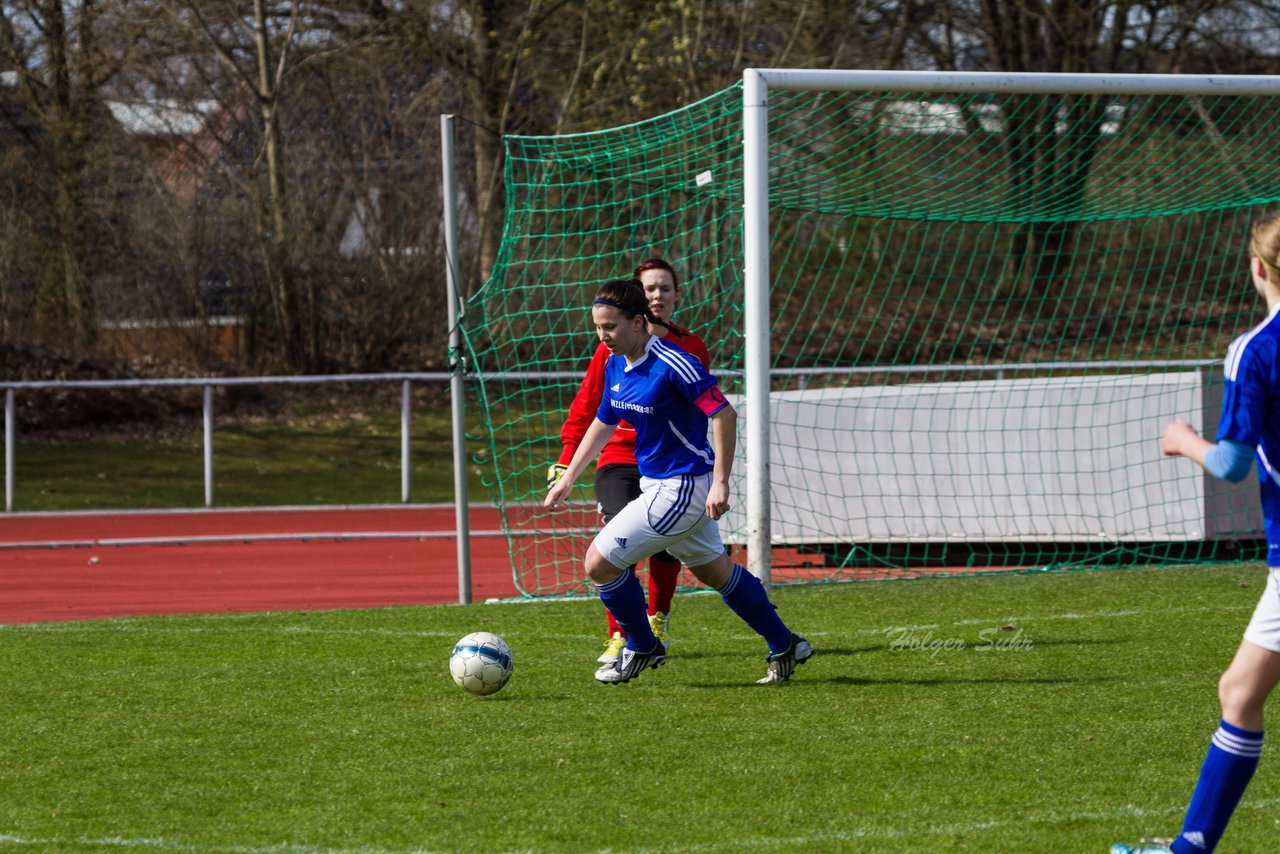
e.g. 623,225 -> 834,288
2,359 -> 1219,515
1,372 -> 455,513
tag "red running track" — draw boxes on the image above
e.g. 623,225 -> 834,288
0,505 -> 1024,625
0,506 -> 530,625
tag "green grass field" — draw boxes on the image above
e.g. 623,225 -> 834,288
2,563 -> 1278,853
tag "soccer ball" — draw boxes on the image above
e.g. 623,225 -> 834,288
449,631 -> 514,695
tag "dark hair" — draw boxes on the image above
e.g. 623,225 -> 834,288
594,278 -> 688,337
633,257 -> 678,287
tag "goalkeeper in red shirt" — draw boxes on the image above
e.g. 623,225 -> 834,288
549,259 -> 710,664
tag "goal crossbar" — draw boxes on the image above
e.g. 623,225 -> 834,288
750,69 -> 1280,97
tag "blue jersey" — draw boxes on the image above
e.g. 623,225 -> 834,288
595,336 -> 729,480
1217,305 -> 1280,564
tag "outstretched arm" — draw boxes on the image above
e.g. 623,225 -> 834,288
1163,418 -> 1253,482
545,418 -> 617,510
1162,418 -> 1214,467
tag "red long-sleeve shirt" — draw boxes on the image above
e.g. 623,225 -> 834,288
557,331 -> 711,469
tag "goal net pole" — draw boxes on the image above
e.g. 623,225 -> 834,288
442,113 -> 473,605
743,69 -> 772,584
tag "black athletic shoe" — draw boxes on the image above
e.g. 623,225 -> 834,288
594,639 -> 666,684
758,634 -> 814,684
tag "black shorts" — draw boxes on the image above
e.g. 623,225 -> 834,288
594,463 -> 641,522
595,463 -> 676,563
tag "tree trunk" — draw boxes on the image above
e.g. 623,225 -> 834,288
33,0 -> 95,343
981,0 -> 1108,298
469,0 -> 507,283
252,0 -> 308,369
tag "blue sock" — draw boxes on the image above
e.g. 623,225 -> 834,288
1170,720 -> 1263,854
718,564 -> 792,654
595,570 -> 657,652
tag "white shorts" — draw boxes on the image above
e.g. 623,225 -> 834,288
1243,567 -> 1280,653
592,472 -> 726,570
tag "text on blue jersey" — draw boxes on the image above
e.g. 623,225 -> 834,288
595,336 -> 730,480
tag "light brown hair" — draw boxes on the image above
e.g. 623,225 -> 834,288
1249,212 -> 1280,283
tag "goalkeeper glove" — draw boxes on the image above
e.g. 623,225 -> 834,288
547,463 -> 569,488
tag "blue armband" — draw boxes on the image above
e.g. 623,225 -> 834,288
1204,439 -> 1254,483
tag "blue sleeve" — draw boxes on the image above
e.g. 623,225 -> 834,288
1205,439 -> 1255,483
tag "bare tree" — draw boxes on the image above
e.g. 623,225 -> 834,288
0,1 -> 148,343
145,0 -> 324,368
5,0 -> 1280,372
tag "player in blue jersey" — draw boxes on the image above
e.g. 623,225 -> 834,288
544,277 -> 813,685
1112,213 -> 1280,854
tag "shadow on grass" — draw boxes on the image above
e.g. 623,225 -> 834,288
671,637 -> 1125,664
822,673 -> 1126,687
683,673 -> 1125,689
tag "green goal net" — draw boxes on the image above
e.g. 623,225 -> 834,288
459,75 -> 1280,598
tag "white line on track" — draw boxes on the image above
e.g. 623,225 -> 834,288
0,622 -> 604,642
4,798 -> 1279,853
0,502 -> 548,519
0,528 -> 579,550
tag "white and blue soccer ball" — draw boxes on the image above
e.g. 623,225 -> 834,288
449,631 -> 514,695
